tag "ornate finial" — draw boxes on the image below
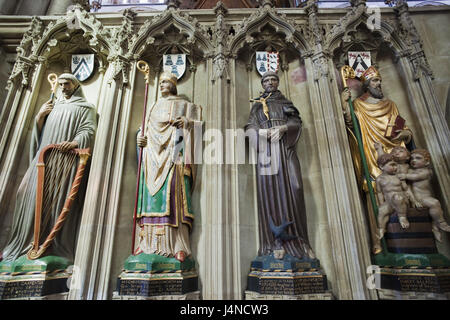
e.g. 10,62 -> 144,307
258,0 -> 275,9
394,0 -> 409,12
214,1 -> 228,16
72,0 -> 91,12
166,0 -> 180,10
123,8 -> 136,20
305,0 -> 318,14
349,0 -> 366,7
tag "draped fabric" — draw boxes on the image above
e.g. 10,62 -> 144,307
1,87 -> 97,262
351,94 -> 409,182
245,90 -> 315,259
135,95 -> 202,257
347,94 -> 411,254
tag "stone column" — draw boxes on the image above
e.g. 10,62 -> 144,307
68,57 -> 135,300
394,0 -> 450,213
398,55 -> 450,212
0,57 -> 46,217
303,53 -> 375,300
302,0 -> 376,300
198,2 -> 242,300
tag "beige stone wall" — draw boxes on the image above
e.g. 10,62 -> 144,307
0,4 -> 448,300
410,9 -> 450,121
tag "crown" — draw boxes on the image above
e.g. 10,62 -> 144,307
360,66 -> 381,82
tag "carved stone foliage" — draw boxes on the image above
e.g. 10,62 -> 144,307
107,9 -> 137,83
39,5 -> 111,60
211,1 -> 231,81
393,0 -> 433,79
16,17 -> 44,58
128,7 -> 212,73
6,4 -> 113,88
325,0 -> 367,49
7,17 -> 44,88
332,24 -> 388,70
230,3 -> 310,72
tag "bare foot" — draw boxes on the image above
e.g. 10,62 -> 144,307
433,226 -> 443,242
175,251 -> 186,262
399,217 -> 410,229
378,228 -> 385,240
438,220 -> 450,232
373,244 -> 383,255
273,249 -> 285,260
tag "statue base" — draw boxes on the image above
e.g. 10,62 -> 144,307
116,253 -> 199,298
245,290 -> 334,300
375,208 -> 450,268
0,255 -> 71,300
374,252 -> 450,268
250,253 -> 321,271
246,254 -> 327,296
112,290 -> 200,300
372,266 -> 450,299
385,208 -> 438,254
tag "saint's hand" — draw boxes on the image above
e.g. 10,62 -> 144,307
269,125 -> 288,143
171,116 -> 188,129
137,135 -> 147,148
413,201 -> 424,209
37,100 -> 54,119
391,129 -> 412,144
58,141 -> 78,152
341,88 -> 351,111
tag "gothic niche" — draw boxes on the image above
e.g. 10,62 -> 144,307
137,24 -> 205,77
236,23 -> 300,73
45,30 -> 105,74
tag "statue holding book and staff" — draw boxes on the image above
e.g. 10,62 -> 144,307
340,65 -> 414,255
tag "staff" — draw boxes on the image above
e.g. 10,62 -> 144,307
47,73 -> 58,102
340,65 -> 387,253
131,60 -> 150,254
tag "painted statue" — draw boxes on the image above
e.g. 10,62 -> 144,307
135,71 -> 202,262
400,149 -> 450,242
0,73 -> 97,263
375,153 -> 411,239
245,71 -> 315,260
341,66 -> 414,254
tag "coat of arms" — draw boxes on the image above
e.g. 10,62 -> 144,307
348,51 -> 371,78
163,54 -> 186,80
256,51 -> 279,76
71,54 -> 95,82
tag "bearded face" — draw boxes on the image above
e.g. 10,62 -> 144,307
262,75 -> 279,93
367,77 -> 384,99
58,79 -> 77,98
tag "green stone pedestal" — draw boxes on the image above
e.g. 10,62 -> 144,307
116,253 -> 199,298
372,266 -> 450,300
0,255 -> 71,300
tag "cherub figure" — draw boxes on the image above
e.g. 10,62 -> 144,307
399,149 -> 450,242
374,142 -> 420,208
375,154 -> 410,239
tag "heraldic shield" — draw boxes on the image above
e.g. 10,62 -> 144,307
348,51 -> 371,78
163,54 -> 186,80
71,54 -> 95,82
256,51 -> 279,76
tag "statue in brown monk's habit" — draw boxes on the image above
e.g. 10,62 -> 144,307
245,71 -> 315,261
